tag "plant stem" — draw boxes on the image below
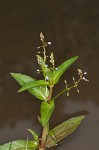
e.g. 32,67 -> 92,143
53,84 -> 78,100
39,86 -> 53,150
47,86 -> 53,103
40,123 -> 49,150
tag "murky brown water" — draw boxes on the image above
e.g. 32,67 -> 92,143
0,0 -> 99,149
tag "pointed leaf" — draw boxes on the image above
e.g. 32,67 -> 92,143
53,56 -> 78,84
11,73 -> 49,100
28,129 -> 38,142
11,73 -> 35,84
46,115 -> 85,148
40,100 -> 55,127
0,140 -> 38,150
18,80 -> 49,92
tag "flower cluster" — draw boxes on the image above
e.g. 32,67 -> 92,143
64,69 -> 89,96
36,33 -> 55,72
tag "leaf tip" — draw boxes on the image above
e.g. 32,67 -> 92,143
10,72 -> 14,76
10,72 -> 17,78
76,115 -> 85,123
27,128 -> 30,132
81,115 -> 85,120
75,55 -> 79,60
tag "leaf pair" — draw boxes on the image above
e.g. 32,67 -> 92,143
11,56 -> 78,101
0,116 -> 85,149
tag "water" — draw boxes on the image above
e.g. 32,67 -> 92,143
0,0 -> 99,149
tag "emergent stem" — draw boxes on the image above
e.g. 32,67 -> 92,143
47,86 -> 53,103
39,123 -> 49,150
39,86 -> 53,150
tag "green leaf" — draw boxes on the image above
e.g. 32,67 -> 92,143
11,73 -> 35,84
31,86 -> 49,101
40,100 -> 55,127
46,115 -> 85,148
28,129 -> 38,142
18,80 -> 49,92
11,73 -> 49,100
0,140 -> 38,150
53,56 -> 78,84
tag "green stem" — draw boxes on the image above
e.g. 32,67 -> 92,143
39,86 -> 53,150
53,88 -> 67,100
53,84 -> 78,100
47,86 -> 53,103
40,123 -> 49,149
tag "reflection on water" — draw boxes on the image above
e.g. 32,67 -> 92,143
0,0 -> 99,149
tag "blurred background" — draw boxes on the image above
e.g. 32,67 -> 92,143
0,0 -> 99,149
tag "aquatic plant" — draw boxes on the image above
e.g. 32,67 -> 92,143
0,33 -> 88,150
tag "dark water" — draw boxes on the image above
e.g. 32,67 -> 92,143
0,0 -> 99,149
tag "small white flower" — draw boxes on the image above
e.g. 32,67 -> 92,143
46,65 -> 48,67
84,72 -> 87,75
83,77 -> 85,80
37,69 -> 40,73
55,68 -> 59,70
82,77 -> 89,82
45,76 -> 49,81
47,42 -> 51,45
